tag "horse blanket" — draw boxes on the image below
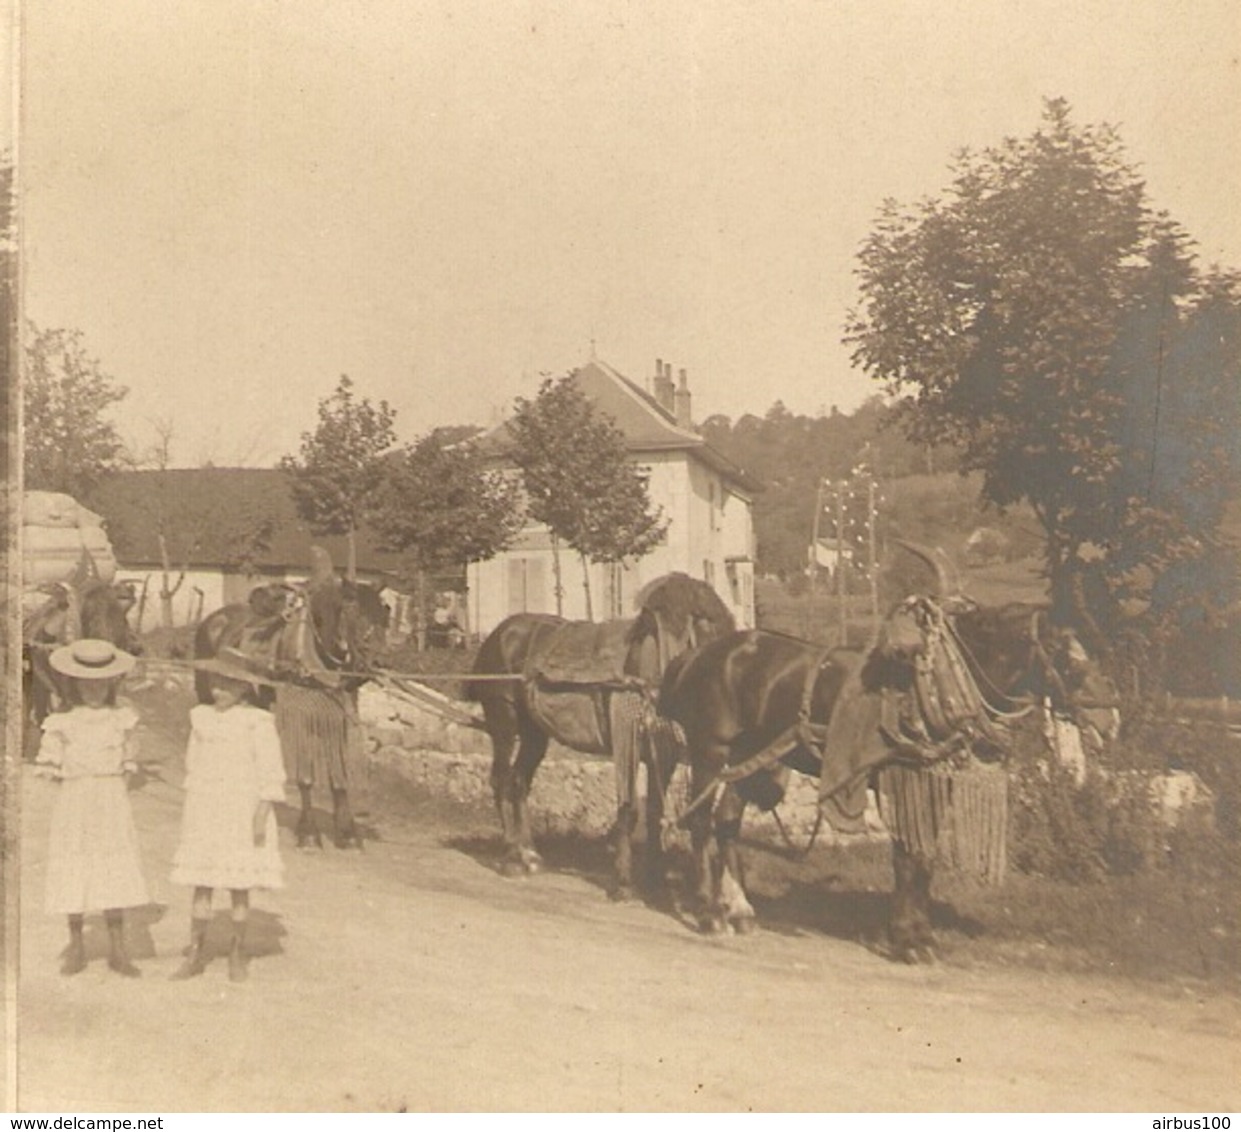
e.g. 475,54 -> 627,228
524,619 -> 643,755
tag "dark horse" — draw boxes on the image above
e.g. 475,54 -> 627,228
23,577 -> 142,759
194,550 -> 390,849
465,573 -> 736,900
658,578 -> 1120,961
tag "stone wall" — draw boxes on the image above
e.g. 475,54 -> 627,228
357,682 -> 888,846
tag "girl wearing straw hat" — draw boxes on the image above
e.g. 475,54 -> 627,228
37,639 -> 148,977
170,648 -> 286,982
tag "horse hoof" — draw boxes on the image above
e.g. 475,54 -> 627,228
698,914 -> 729,936
608,883 -> 636,904
890,938 -> 936,965
731,915 -> 758,936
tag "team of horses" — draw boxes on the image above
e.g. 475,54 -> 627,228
26,546 -> 1123,964
469,547 -> 1121,961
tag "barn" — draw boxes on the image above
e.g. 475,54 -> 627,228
88,467 -> 405,632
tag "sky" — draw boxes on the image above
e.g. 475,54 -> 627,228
17,0 -> 1241,467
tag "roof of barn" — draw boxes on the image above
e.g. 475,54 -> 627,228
88,467 -> 406,577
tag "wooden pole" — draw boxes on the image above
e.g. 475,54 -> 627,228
868,477 -> 879,632
810,479 -> 823,628
835,482 -> 847,647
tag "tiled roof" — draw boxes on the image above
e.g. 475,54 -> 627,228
478,359 -> 760,492
88,468 -> 406,576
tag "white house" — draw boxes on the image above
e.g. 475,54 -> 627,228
467,358 -> 759,634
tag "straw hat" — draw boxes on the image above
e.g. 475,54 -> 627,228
49,639 -> 137,681
194,647 -> 279,687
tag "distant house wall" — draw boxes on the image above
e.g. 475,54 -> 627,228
467,449 -> 756,634
118,567 -> 229,632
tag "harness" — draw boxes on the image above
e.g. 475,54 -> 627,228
669,598 -> 1012,836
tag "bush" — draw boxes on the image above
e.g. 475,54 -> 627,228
1005,717 -> 1201,884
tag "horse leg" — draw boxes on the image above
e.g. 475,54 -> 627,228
506,723 -> 548,875
686,750 -> 730,932
890,840 -> 936,963
712,787 -> 757,934
610,712 -> 643,902
331,787 -> 362,850
610,801 -> 638,902
486,706 -> 529,875
296,783 -> 323,850
639,729 -> 676,901
487,704 -> 547,877
22,665 -> 44,762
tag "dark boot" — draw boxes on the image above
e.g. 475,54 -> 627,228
61,915 -> 87,976
105,912 -> 140,977
332,787 -> 362,850
228,921 -> 249,983
170,917 -> 209,980
297,784 -> 323,849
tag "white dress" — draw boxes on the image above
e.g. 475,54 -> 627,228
171,703 -> 286,891
39,704 -> 150,915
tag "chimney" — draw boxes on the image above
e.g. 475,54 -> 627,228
675,367 -> 692,428
653,358 -> 675,414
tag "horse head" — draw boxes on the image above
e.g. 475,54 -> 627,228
627,572 -> 736,687
338,579 -> 391,673
303,575 -> 389,677
889,541 -> 1121,749
78,580 -> 143,656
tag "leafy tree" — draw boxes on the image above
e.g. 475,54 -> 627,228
508,374 -> 667,617
845,98 -> 1239,636
279,375 -> 396,580
24,324 -> 129,498
369,430 -> 523,645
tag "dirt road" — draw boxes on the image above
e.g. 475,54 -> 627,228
14,736 -> 1241,1113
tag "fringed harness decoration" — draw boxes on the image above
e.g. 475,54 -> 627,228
275,682 -> 366,795
247,586 -> 367,800
875,761 -> 1008,884
874,597 -> 1010,885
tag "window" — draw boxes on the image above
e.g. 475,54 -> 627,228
507,557 -> 547,614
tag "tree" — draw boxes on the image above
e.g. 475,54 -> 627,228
846,98 -> 1239,635
508,375 -> 667,618
24,324 -> 129,498
279,375 -> 397,580
369,430 -> 523,646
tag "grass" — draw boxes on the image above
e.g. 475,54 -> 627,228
721,833 -> 1240,990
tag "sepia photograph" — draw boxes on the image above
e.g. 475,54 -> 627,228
3,0 -> 1239,1115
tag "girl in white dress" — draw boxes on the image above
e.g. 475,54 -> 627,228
171,648 -> 286,982
38,639 -> 148,977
